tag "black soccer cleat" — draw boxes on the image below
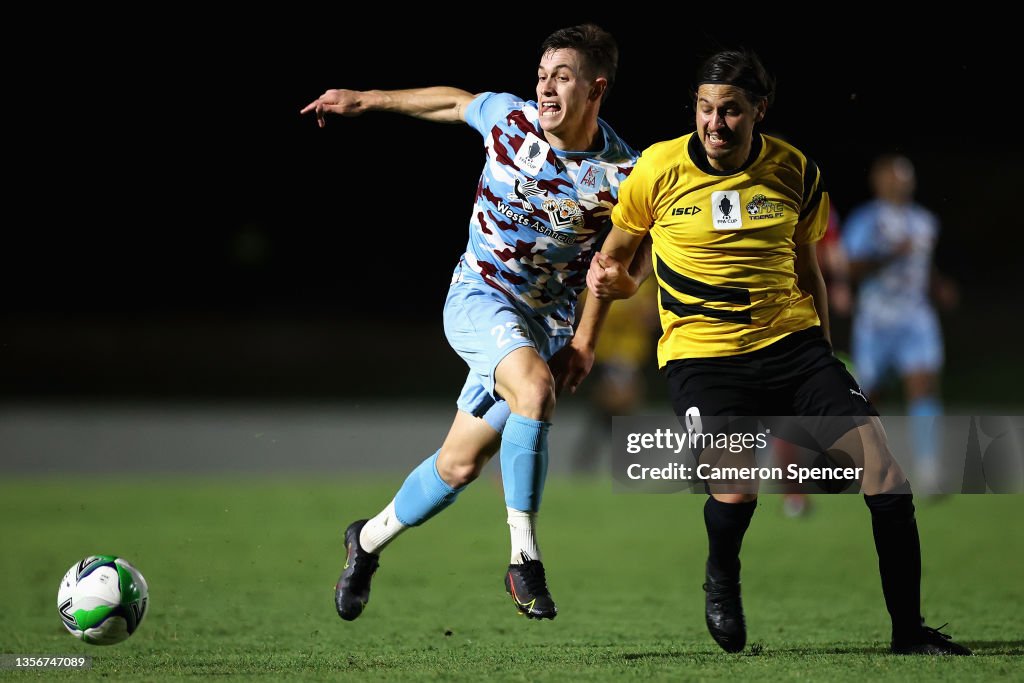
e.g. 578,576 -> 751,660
335,519 -> 379,621
704,571 -> 746,653
891,623 -> 973,656
504,552 -> 557,620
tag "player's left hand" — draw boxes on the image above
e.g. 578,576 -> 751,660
588,252 -> 638,300
548,341 -> 594,395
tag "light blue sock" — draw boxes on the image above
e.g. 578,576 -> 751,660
393,450 -> 463,526
500,413 -> 551,512
909,396 -> 943,467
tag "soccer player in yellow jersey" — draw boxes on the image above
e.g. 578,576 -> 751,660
574,49 -> 971,656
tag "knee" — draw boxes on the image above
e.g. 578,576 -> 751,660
904,373 -> 939,402
876,462 -> 908,495
857,421 -> 909,495
436,451 -> 485,488
507,376 -> 556,421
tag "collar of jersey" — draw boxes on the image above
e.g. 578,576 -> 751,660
546,117 -> 612,160
687,132 -> 764,176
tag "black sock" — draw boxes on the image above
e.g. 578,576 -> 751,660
864,484 -> 922,640
704,497 -> 757,583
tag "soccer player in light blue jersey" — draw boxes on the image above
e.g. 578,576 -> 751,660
301,24 -> 640,622
843,155 -> 959,489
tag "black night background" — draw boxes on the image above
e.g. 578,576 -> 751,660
4,13 -> 1018,402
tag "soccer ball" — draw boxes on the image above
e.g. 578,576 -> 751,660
57,555 -> 149,645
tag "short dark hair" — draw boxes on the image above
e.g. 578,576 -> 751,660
695,49 -> 775,106
540,24 -> 618,101
872,153 -> 914,176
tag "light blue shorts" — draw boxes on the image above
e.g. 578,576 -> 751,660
443,280 -> 569,431
852,307 -> 944,394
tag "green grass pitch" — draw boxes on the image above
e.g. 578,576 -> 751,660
1,477 -> 1021,680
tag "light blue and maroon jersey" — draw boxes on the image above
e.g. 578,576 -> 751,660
842,199 -> 938,324
454,92 -> 638,337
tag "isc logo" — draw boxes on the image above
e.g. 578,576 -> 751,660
671,206 -> 702,216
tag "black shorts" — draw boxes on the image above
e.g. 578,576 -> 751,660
665,327 -> 877,449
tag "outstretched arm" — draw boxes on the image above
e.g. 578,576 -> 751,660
300,87 -> 477,127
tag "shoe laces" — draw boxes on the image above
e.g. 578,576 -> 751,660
516,552 -> 550,596
922,623 -> 952,642
703,582 -> 740,607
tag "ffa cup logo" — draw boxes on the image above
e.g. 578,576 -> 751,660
513,133 -> 550,176
711,191 -> 742,230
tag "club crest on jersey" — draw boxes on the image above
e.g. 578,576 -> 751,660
711,191 -> 742,230
542,197 -> 584,231
745,193 -> 785,221
513,133 -> 549,176
506,175 -> 547,210
576,160 -> 606,193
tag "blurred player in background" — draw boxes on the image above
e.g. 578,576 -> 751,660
572,276 -> 659,473
302,24 -> 640,622
843,154 -> 959,490
583,49 -> 970,656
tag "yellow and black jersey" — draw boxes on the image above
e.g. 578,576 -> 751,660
611,133 -> 829,365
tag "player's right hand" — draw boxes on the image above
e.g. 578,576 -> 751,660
549,340 -> 594,395
300,89 -> 366,127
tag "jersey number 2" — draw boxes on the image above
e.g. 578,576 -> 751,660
492,322 -> 527,349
